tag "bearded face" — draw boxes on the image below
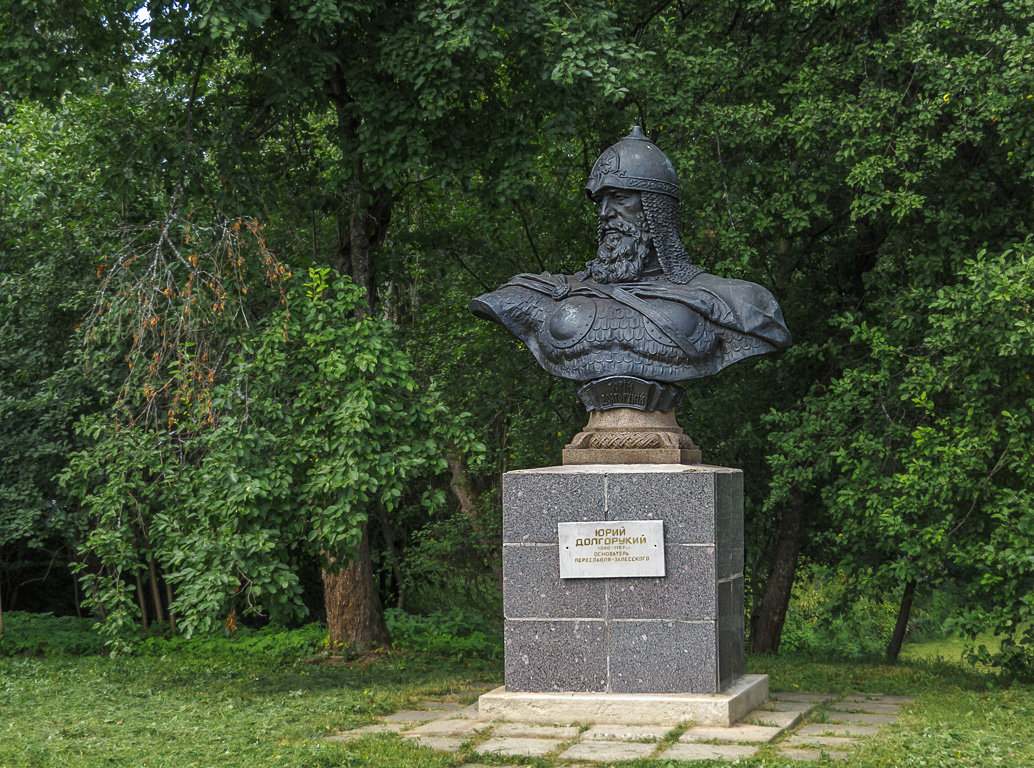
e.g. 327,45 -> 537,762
585,189 -> 651,284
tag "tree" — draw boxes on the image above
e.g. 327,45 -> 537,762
4,0 -> 646,644
65,267 -> 480,650
621,0 -> 1034,659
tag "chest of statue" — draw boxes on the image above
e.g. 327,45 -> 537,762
535,293 -> 717,381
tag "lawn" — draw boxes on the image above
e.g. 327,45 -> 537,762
1,621 -> 1032,768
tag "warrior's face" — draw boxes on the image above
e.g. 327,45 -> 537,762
587,188 -> 651,283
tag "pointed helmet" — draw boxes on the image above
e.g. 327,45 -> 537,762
585,127 -> 699,284
585,126 -> 680,201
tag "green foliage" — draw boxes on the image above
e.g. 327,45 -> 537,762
0,1 -> 141,105
0,612 -> 106,657
0,607 -> 498,664
133,623 -> 328,664
63,268 -> 475,645
778,567 -> 958,660
623,0 -> 1034,670
767,244 -> 1034,674
385,608 -> 502,660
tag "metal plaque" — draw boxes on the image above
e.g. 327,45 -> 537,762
558,520 -> 665,579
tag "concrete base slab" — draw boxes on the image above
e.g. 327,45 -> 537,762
478,673 -> 767,727
559,740 -> 657,761
658,743 -> 758,761
473,737 -> 561,757
680,724 -> 783,743
400,735 -> 466,752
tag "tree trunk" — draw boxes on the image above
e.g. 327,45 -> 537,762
348,177 -> 374,309
323,522 -> 390,654
134,569 -> 150,631
373,506 -> 407,610
749,487 -> 805,653
885,579 -> 917,662
165,581 -> 178,632
446,450 -> 503,586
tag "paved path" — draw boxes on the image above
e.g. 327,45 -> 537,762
328,690 -> 914,763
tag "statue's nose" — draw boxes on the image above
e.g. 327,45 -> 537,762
598,197 -> 614,218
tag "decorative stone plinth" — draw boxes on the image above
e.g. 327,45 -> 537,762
562,408 -> 702,465
495,463 -> 748,697
479,674 -> 768,727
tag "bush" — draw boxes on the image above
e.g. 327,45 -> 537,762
777,567 -> 957,659
0,611 -> 327,663
133,623 -> 327,664
0,611 -> 106,656
385,607 -> 502,659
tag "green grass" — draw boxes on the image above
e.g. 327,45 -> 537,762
0,649 -> 499,768
1,619 -> 1032,768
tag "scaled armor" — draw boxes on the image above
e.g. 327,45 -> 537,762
469,271 -> 789,383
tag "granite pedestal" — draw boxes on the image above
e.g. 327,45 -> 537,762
480,463 -> 764,725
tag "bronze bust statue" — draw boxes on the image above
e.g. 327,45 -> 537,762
469,127 -> 790,461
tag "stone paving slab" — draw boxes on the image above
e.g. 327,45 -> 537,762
659,743 -> 758,761
581,724 -> 672,741
419,700 -> 464,711
400,734 -> 466,752
830,701 -> 900,714
407,718 -> 492,737
763,700 -> 817,714
382,709 -> 446,723
362,687 -> 907,763
776,746 -> 849,762
325,722 -> 408,740
843,694 -> 914,704
680,724 -> 783,743
772,691 -> 838,704
827,711 -> 898,725
492,723 -> 580,739
798,723 -> 878,737
559,740 -> 657,761
746,708 -> 805,729
474,737 -> 563,757
786,734 -> 859,749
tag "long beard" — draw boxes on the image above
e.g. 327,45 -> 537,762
586,219 -> 650,283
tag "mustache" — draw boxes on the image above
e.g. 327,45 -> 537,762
599,218 -> 641,238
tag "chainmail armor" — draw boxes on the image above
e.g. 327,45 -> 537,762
641,192 -> 702,284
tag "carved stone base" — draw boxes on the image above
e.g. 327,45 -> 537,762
562,408 -> 702,465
